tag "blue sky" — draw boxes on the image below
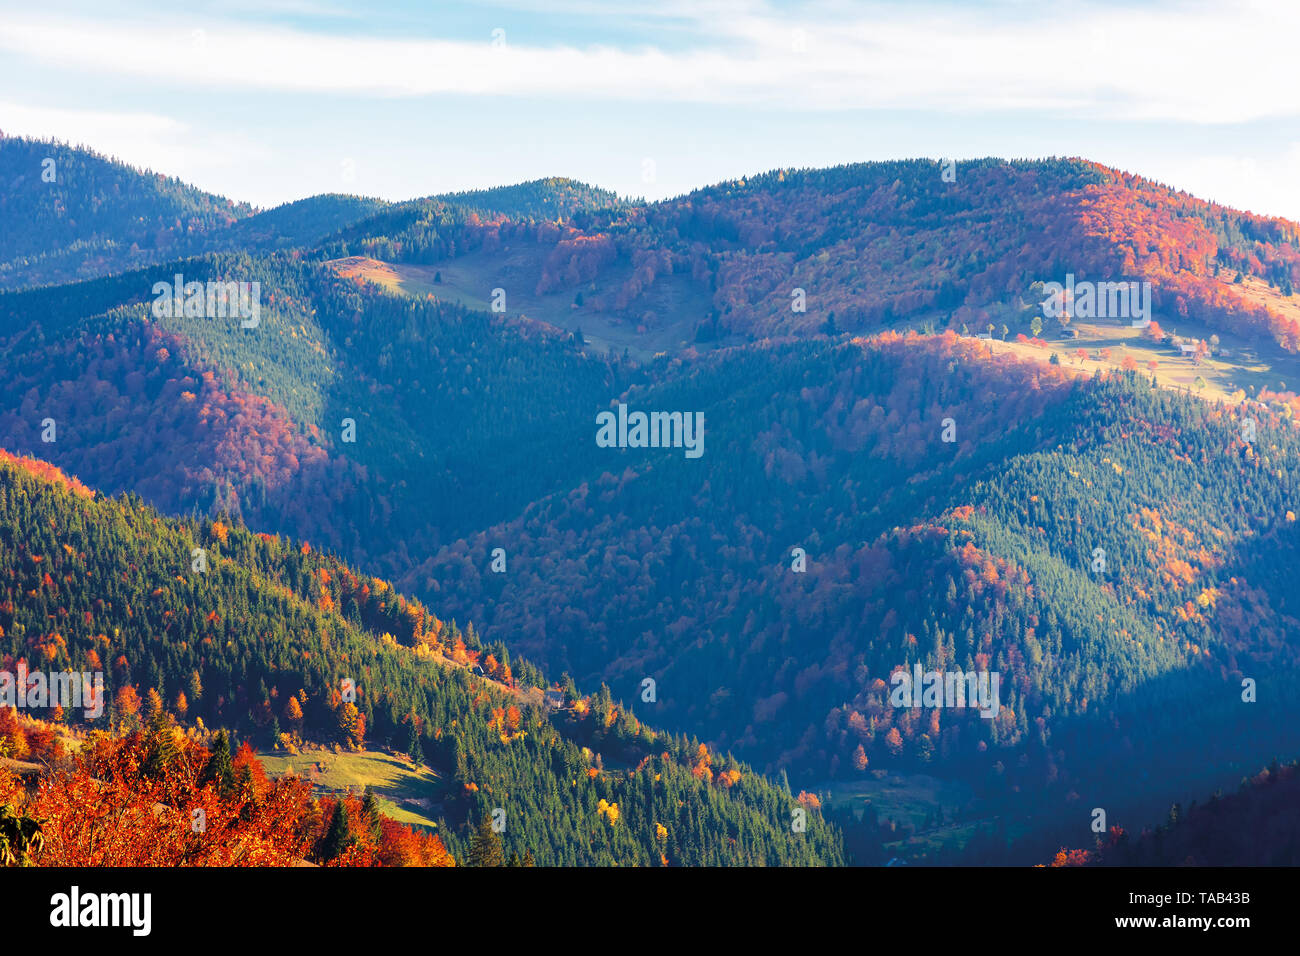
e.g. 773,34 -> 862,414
2,0 -> 1298,218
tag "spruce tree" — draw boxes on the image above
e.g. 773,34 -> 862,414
197,730 -> 237,798
467,817 -> 505,867
320,801 -> 354,862
142,705 -> 179,779
406,719 -> 424,765
361,787 -> 383,842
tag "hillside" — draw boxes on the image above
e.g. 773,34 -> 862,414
412,335 -> 1300,820
322,157 -> 1300,360
0,251 -> 638,576
0,449 -> 843,866
4,148 -> 1300,865
431,177 -> 625,221
1046,757 -> 1300,867
0,135 -> 254,290
0,137 -> 620,292
0,714 -> 457,866
229,194 -> 390,250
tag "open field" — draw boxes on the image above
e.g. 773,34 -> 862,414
325,253 -> 729,361
818,772 -> 996,860
821,772 -> 975,829
983,316 -> 1300,405
257,747 -> 444,830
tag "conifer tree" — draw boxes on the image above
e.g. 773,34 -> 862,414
361,787 -> 383,842
406,719 -> 424,765
467,817 -> 505,867
142,705 -> 179,779
198,730 -> 237,798
320,801 -> 355,862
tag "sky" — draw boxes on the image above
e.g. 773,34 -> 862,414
2,0 -> 1298,218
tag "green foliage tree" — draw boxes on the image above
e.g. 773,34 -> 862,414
197,731 -> 237,798
319,801 -> 355,862
467,817 -> 505,867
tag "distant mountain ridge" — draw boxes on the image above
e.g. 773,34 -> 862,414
0,136 -> 623,290
0,135 -> 252,289
8,138 -> 1300,356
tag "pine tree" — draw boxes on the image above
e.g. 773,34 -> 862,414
406,719 -> 424,765
197,730 -> 237,798
142,705 -> 179,779
467,817 -> 505,867
320,801 -> 355,862
361,787 -> 383,842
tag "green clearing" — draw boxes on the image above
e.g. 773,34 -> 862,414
822,772 -> 975,831
820,772 -> 1018,861
330,250 -> 725,361
257,747 -> 444,830
991,315 -> 1300,405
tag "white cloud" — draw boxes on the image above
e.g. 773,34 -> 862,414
0,1 -> 1296,122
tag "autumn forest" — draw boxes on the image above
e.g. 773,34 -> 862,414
2,133 -> 1300,871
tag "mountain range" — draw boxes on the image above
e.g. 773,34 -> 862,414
3,132 -> 1300,865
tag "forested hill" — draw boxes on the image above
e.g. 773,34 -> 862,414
0,448 -> 844,866
0,136 -> 396,289
9,140 -> 1300,355
4,241 -> 1299,830
5,142 -> 1300,865
317,156 -> 1300,353
415,335 -> 1300,811
0,137 -> 625,291
0,136 -> 253,289
0,251 -> 638,572
1047,757 -> 1300,866
431,177 -> 626,220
